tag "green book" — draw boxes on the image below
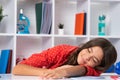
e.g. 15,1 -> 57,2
35,2 -> 43,34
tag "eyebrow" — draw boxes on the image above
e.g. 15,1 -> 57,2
90,47 -> 100,63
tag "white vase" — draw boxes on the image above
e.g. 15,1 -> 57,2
58,29 -> 64,35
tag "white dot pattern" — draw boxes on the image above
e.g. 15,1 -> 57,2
20,44 -> 77,69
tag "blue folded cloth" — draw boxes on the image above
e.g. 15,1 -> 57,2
115,62 -> 120,74
105,64 -> 115,73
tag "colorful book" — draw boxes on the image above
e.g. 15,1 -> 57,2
0,49 -> 11,74
35,2 -> 43,34
6,50 -> 12,73
74,12 -> 86,35
40,2 -> 52,34
83,13 -> 87,35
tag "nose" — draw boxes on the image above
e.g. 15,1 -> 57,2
85,54 -> 93,61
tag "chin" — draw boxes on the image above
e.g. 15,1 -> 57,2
77,61 -> 84,65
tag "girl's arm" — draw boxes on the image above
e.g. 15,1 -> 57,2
12,64 -> 86,78
42,65 -> 87,79
12,63 -> 48,76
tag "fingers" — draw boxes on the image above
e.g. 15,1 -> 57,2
40,69 -> 65,79
40,70 -> 56,79
44,72 -> 55,78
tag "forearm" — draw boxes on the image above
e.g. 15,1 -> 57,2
61,65 -> 86,77
35,65 -> 87,79
12,64 -> 47,76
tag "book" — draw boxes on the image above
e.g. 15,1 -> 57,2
35,2 -> 43,34
6,50 -> 12,73
74,12 -> 86,35
40,2 -> 52,34
83,13 -> 87,35
0,49 -> 11,74
40,2 -> 46,34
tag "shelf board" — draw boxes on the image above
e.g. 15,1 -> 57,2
16,34 -> 52,37
0,33 -> 14,36
54,35 -> 87,38
90,35 -> 120,39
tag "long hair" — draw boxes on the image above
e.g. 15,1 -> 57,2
63,38 -> 117,72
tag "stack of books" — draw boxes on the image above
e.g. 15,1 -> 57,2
35,1 -> 52,34
0,49 -> 12,74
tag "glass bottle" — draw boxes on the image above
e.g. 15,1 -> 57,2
98,14 -> 106,35
17,9 -> 30,34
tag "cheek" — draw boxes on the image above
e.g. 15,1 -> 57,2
86,60 -> 98,67
77,50 -> 88,64
86,62 -> 95,67
77,53 -> 83,64
77,53 -> 86,65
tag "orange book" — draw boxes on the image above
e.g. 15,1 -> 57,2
74,13 -> 85,35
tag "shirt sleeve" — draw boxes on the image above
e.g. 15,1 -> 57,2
20,44 -> 77,68
85,65 -> 102,76
20,45 -> 63,68
20,50 -> 50,68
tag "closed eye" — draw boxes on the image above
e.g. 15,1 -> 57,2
92,56 -> 100,64
88,48 -> 100,64
87,48 -> 91,53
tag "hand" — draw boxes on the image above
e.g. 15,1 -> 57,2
40,65 -> 73,79
41,69 -> 66,79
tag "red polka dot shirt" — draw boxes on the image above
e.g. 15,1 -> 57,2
20,44 -> 102,76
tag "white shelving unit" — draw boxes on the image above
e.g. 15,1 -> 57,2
0,0 -> 120,73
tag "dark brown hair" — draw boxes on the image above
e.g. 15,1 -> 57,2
63,38 -> 117,72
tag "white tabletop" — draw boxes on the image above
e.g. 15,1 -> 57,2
0,73 -> 119,80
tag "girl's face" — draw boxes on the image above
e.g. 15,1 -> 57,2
77,46 -> 103,67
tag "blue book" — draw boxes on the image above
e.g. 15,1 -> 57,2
0,50 -> 11,74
